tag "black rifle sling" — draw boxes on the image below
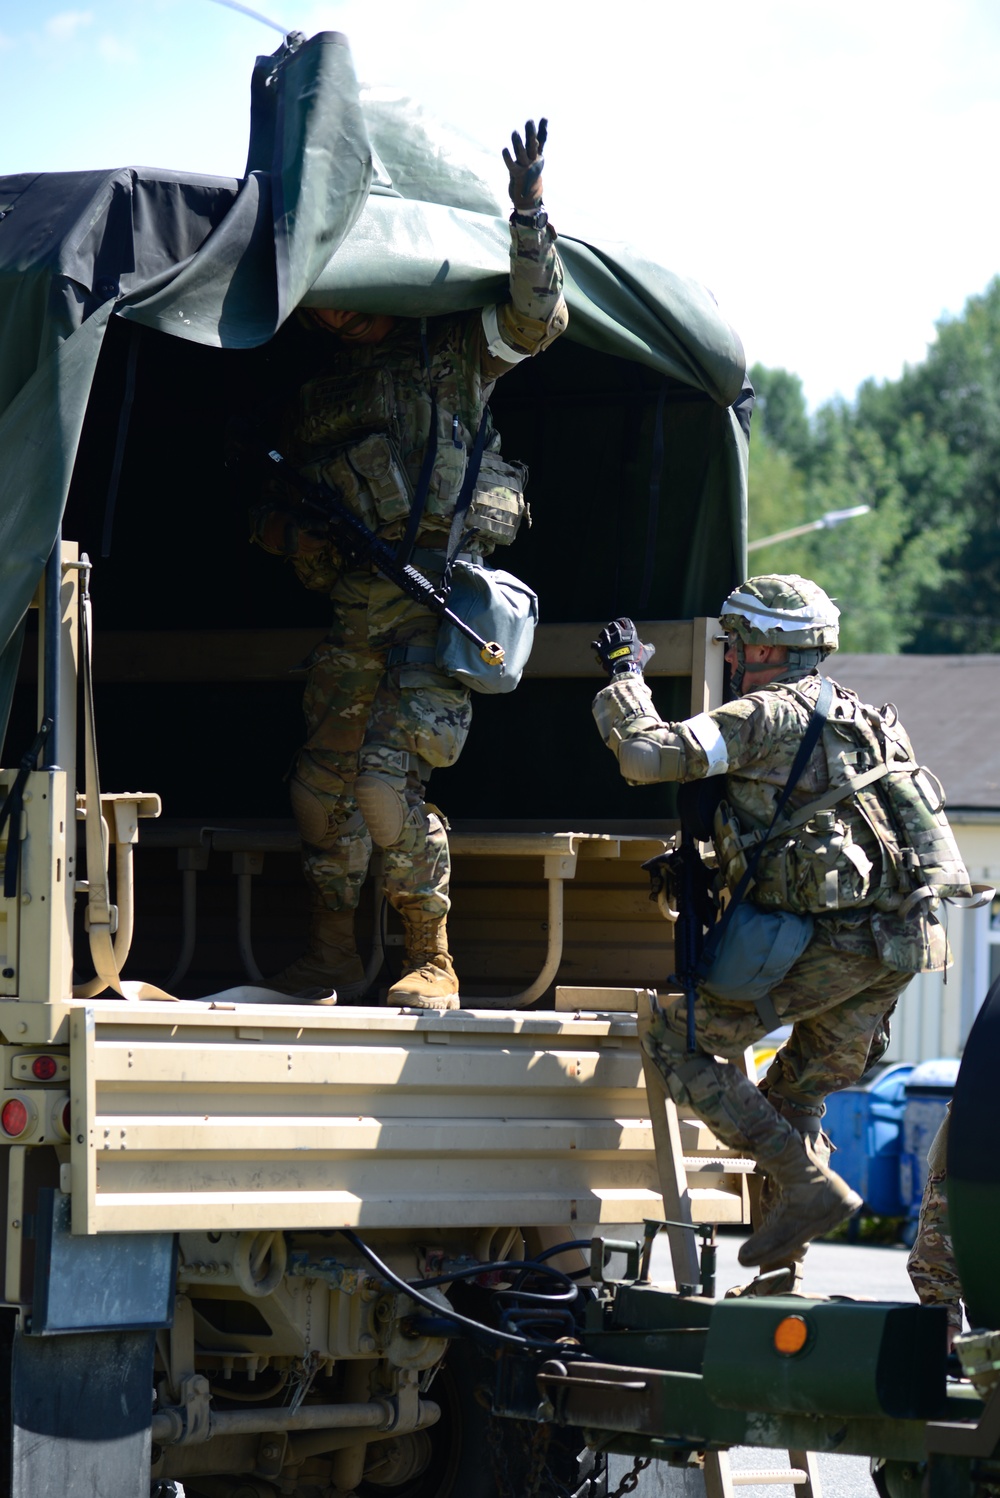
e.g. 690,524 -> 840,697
443,403 -> 491,583
696,676 -> 833,988
395,320 -> 438,570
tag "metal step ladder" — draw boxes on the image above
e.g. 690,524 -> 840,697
703,1449 -> 822,1498
636,992 -> 823,1498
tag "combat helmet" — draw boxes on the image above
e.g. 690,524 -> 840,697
720,574 -> 839,691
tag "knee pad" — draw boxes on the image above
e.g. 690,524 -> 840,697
290,774 -> 357,850
355,771 -> 409,848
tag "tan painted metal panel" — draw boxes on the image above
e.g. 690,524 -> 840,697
70,1000 -> 751,1237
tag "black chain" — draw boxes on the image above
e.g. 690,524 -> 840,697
608,1454 -> 653,1498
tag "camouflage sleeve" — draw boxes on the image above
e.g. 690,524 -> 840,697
906,1113 -> 964,1332
477,220 -> 568,378
592,677 -> 760,786
249,503 -> 341,594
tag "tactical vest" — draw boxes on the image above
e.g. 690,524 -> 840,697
713,680 -> 975,917
287,331 -> 528,549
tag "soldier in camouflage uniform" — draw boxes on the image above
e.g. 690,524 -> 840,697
907,1110 -> 964,1341
252,121 -> 567,1009
592,576 -> 972,1271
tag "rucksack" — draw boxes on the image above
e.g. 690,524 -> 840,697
714,680 -> 981,917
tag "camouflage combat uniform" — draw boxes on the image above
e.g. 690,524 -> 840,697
593,668 -> 948,1163
907,1109 -> 963,1332
253,219 -> 567,951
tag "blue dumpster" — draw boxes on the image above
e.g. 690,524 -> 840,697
823,1063 -> 914,1216
899,1057 -> 959,1243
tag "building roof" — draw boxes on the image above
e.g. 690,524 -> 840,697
823,655 -> 1000,812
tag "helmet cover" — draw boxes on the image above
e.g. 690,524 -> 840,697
720,574 -> 840,653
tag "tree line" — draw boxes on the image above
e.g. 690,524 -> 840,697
748,276 -> 1000,653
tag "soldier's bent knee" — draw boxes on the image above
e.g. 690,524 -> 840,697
290,774 -> 355,850
355,771 -> 409,848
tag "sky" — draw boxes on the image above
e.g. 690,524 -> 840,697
3,0 -> 1000,410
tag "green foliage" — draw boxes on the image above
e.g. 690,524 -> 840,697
747,283 -> 1000,653
748,363 -> 812,464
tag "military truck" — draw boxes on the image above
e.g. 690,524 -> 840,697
0,28 -> 753,1498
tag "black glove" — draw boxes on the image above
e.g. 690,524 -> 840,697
591,618 -> 656,678
503,118 -> 548,209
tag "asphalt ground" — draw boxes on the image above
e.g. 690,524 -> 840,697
608,1230 -> 915,1498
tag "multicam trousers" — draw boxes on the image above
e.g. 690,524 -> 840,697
907,1110 -> 963,1331
643,928 -> 913,1163
292,568 -> 472,919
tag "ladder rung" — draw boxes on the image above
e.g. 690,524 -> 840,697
731,1470 -> 808,1485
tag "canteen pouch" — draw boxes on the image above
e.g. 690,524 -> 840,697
699,902 -> 814,1008
436,560 -> 538,694
467,452 -> 529,545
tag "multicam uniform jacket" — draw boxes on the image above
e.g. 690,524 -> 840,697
247,217 -> 566,923
593,668 -> 952,975
253,218 -> 567,584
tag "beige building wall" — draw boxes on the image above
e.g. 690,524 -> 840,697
883,815 -> 1000,1064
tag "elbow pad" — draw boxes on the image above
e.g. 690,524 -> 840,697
495,295 -> 569,357
618,736 -> 686,785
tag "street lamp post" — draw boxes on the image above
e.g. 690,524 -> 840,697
747,504 -> 871,553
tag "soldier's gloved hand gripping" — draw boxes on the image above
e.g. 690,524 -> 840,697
592,618 -> 656,678
504,118 -> 548,211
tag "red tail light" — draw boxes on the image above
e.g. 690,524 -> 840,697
2,1100 -> 29,1137
31,1055 -> 58,1081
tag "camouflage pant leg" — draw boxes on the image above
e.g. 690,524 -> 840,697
300,572 -> 472,920
907,1110 -> 963,1331
646,934 -> 912,1161
293,594 -> 383,914
643,1013 -> 797,1162
756,951 -> 912,1112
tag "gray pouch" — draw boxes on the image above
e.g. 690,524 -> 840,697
700,903 -> 814,1007
436,561 -> 538,694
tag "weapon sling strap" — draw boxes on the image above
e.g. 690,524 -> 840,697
696,676 -> 833,1032
442,402 -> 491,583
394,319 -> 443,571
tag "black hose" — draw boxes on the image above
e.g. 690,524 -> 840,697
409,1257 -> 577,1303
336,1230 -> 585,1355
534,1239 -> 591,1263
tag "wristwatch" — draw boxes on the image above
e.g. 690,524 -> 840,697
512,205 -> 549,231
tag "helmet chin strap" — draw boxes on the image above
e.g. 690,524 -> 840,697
729,639 -> 747,696
771,646 -> 830,682
730,642 -> 830,697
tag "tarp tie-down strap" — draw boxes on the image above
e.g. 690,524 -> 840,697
638,381 -> 668,613
74,555 -> 175,1001
101,322 -> 142,559
0,718 -> 53,899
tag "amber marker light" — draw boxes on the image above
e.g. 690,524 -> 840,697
774,1315 -> 810,1356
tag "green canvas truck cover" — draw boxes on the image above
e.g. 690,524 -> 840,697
0,29 -> 749,751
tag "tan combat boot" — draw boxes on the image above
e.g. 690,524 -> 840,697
737,1132 -> 861,1268
266,909 -> 365,1003
388,912 -> 460,1011
726,1173 -> 806,1297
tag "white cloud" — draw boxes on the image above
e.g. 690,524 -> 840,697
98,33 -> 138,64
45,10 -> 94,43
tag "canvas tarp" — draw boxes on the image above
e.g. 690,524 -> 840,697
0,30 -> 748,743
